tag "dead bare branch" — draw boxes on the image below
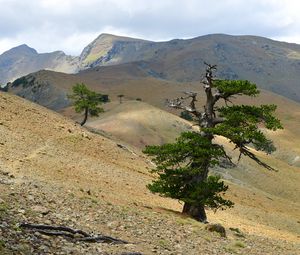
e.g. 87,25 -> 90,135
19,223 -> 129,244
166,91 -> 202,118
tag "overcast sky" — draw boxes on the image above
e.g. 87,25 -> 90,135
0,0 -> 299,55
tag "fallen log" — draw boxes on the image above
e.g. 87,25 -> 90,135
19,222 -> 128,244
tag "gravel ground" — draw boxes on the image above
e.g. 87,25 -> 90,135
1,170 -> 299,255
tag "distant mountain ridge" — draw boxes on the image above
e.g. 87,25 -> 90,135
0,44 -> 79,84
2,33 -> 300,102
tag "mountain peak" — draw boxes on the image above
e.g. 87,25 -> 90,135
6,44 -> 38,55
79,33 -> 150,66
79,34 -> 128,65
95,33 -> 139,41
96,33 -> 119,39
0,44 -> 76,84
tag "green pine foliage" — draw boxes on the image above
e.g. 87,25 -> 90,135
69,83 -> 104,115
213,79 -> 259,97
68,83 -> 105,126
143,64 -> 283,221
209,104 -> 282,154
144,132 -> 234,211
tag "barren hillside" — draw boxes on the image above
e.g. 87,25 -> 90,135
0,92 -> 299,254
86,100 -> 193,148
15,66 -> 300,167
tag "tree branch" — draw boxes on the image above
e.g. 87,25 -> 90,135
213,90 -> 236,105
212,117 -> 225,125
215,144 -> 236,168
166,91 -> 202,117
237,147 -> 277,171
19,223 -> 129,244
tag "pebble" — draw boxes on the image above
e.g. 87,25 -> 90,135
27,195 -> 35,201
18,209 -> 25,214
0,221 -> 9,228
32,205 -> 50,215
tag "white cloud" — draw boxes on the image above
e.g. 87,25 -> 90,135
0,0 -> 300,55
0,38 -> 20,55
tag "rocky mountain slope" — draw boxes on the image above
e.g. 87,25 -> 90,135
2,33 -> 300,102
0,91 -> 300,254
79,33 -> 300,103
79,33 -> 150,68
0,44 -> 79,84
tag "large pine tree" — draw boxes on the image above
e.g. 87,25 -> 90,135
143,64 -> 282,222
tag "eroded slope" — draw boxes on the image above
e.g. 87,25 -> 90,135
0,92 -> 299,254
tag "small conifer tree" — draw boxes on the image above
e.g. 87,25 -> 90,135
143,64 -> 282,222
118,94 -> 124,104
68,83 -> 105,126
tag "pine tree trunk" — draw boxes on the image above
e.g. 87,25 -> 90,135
182,160 -> 210,223
80,107 -> 89,126
181,64 -> 215,223
183,158 -> 210,223
182,202 -> 208,223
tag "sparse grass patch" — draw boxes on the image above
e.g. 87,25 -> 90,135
229,227 -> 246,238
192,226 -> 203,235
224,245 -> 237,254
175,217 -> 188,225
0,203 -> 8,211
24,208 -> 39,218
13,224 -> 22,232
224,240 -> 246,253
176,216 -> 202,228
202,235 -> 213,242
119,206 -> 131,216
17,243 -> 31,255
234,240 -> 246,248
0,239 -> 8,255
158,239 -> 170,249
0,239 -> 5,248
0,202 -> 9,218
69,192 -> 75,198
80,196 -> 99,207
90,197 -> 98,204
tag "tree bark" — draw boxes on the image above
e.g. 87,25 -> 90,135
182,159 -> 210,223
80,107 -> 89,126
185,64 -> 216,222
168,64 -> 219,223
182,203 -> 208,223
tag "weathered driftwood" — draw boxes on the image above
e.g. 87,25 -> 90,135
19,222 -> 128,244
